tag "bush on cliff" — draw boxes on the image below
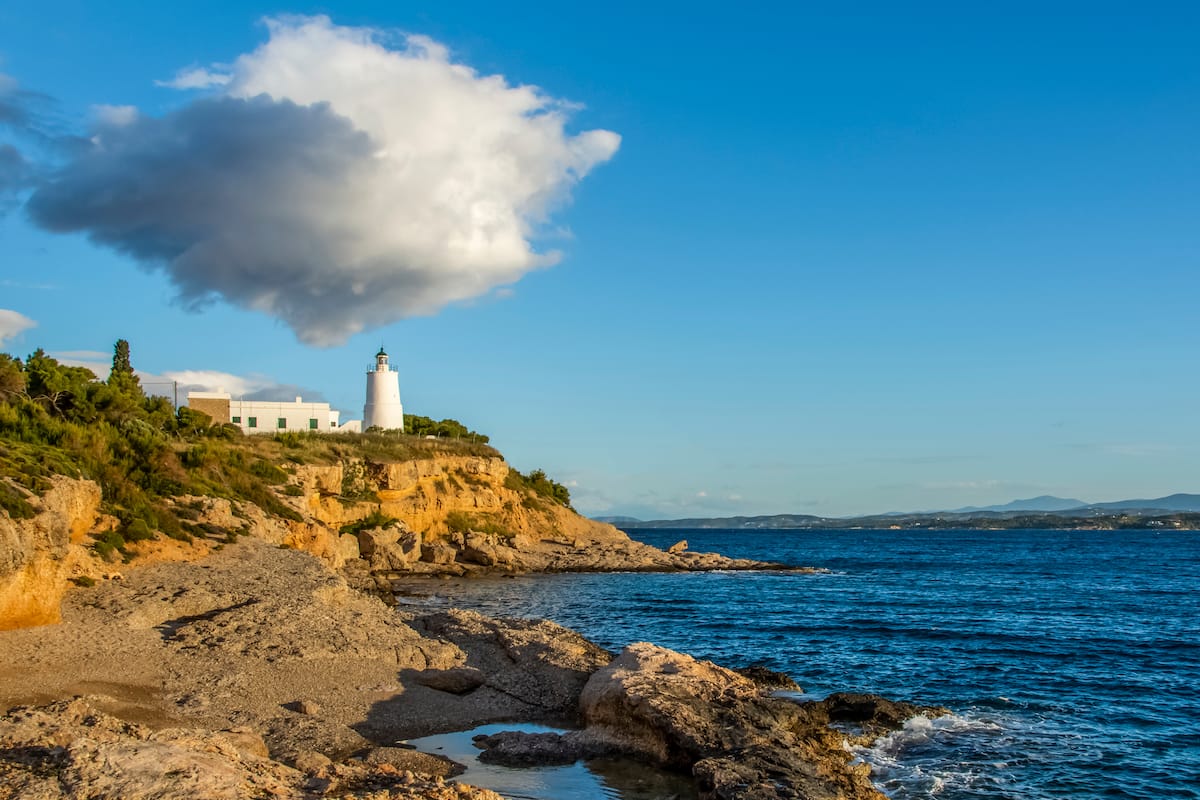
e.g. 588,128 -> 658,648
339,509 -> 399,536
0,344 -> 305,546
403,414 -> 489,443
445,510 -> 516,539
506,468 -> 573,510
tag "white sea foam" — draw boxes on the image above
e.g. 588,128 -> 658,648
854,712 -> 1009,797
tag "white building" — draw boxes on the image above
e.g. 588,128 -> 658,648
363,348 -> 404,431
186,391 -> 344,434
184,348 -> 399,435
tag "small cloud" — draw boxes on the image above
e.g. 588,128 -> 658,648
1102,443 -> 1177,458
92,104 -> 138,126
493,287 -> 516,300
51,351 -> 113,380
155,66 -> 233,90
921,479 -> 1004,491
727,493 -> 743,502
0,278 -> 57,290
163,369 -> 327,404
0,309 -> 36,345
1065,442 -> 1179,458
695,490 -> 708,498
54,349 -> 110,360
865,454 -> 977,465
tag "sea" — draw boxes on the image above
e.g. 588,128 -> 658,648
394,528 -> 1200,799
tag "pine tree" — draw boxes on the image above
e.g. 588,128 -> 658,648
109,339 -> 141,392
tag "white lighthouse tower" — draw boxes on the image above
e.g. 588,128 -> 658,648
363,348 -> 404,431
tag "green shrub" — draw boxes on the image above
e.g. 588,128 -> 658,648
274,431 -> 306,448
70,575 -> 96,588
0,482 -> 34,519
403,414 -> 489,443
445,510 -> 515,539
123,518 -> 154,542
92,529 -> 127,560
249,459 -> 288,484
445,510 -> 472,533
507,467 -> 573,509
340,509 -> 399,536
209,423 -> 243,440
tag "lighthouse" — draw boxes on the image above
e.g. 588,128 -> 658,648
364,348 -> 404,431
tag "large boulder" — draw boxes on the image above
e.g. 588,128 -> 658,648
577,643 -> 893,800
459,533 -> 523,569
407,609 -> 611,717
420,542 -> 458,565
357,523 -> 422,571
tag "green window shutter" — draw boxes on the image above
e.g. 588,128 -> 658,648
309,418 -> 318,429
248,417 -> 257,428
231,416 -> 241,423
277,417 -> 287,429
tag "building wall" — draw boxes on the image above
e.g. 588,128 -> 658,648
186,392 -> 344,435
229,398 -> 341,434
187,395 -> 231,425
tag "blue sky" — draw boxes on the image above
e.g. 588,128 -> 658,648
1,2 -> 1197,518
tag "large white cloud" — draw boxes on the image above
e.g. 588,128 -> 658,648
0,309 -> 36,346
26,16 -> 620,345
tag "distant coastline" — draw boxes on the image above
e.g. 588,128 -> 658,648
599,492 -> 1200,530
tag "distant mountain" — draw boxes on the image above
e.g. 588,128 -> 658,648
953,495 -> 1086,513
1078,493 -> 1200,513
616,492 -> 1200,530
591,515 -> 644,525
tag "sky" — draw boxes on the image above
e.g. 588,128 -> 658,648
1,1 -> 1198,519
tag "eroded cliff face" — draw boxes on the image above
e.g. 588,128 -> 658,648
0,476 -> 102,630
0,454 -> 626,629
0,452 -> 775,630
291,455 -> 623,546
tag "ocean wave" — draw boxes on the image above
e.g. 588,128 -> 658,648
854,713 -> 1013,798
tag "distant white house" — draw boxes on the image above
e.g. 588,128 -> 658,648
187,391 -> 348,434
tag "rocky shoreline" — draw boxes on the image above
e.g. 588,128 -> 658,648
0,537 -> 945,800
0,470 -> 799,632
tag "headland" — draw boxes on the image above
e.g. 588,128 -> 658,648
0,364 -> 942,799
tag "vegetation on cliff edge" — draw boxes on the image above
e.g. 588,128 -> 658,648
0,342 -> 513,559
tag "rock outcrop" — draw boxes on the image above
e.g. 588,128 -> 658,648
474,643 -> 947,800
1,451 -> 796,631
0,697 -> 502,799
0,477 -> 101,630
0,535 -> 943,800
287,455 -> 789,578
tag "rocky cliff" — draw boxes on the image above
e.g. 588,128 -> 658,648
293,455 -> 614,544
0,451 -> 785,631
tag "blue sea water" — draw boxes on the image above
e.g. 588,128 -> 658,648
393,528 -> 1200,799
